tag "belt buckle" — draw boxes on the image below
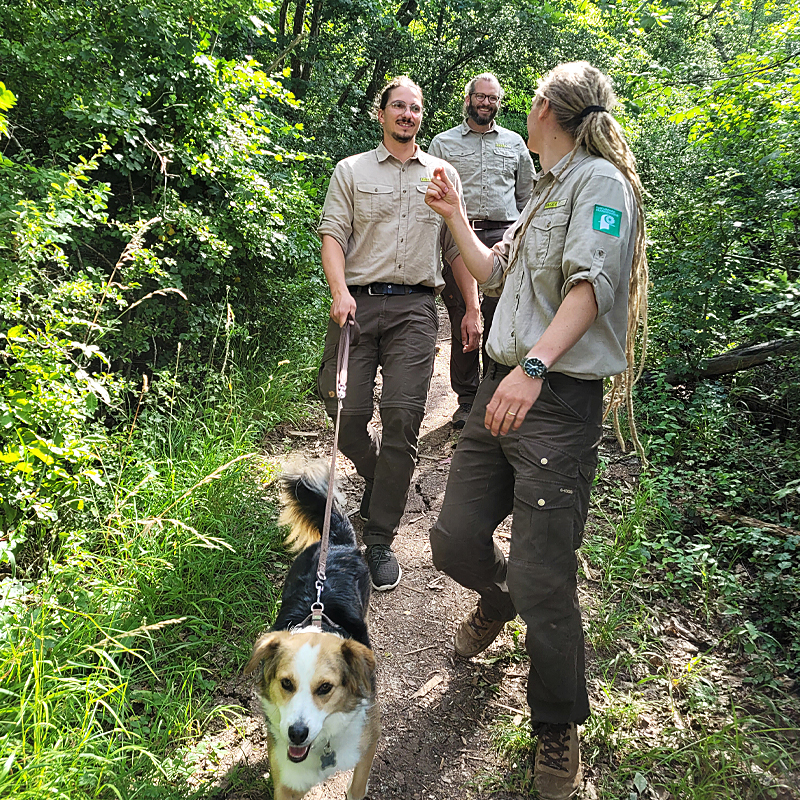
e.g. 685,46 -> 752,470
470,219 -> 482,230
367,283 -> 381,296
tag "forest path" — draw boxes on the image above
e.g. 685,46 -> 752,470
209,301 -> 603,800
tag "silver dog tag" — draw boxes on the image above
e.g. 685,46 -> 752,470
320,742 -> 336,770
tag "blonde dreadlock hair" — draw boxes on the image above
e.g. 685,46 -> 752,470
509,61 -> 648,459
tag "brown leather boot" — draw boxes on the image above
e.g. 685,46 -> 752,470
533,722 -> 582,799
453,602 -> 505,658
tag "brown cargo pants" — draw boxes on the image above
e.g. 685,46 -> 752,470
318,290 -> 438,547
430,361 -> 602,724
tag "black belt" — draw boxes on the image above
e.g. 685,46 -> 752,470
470,219 -> 512,231
349,283 -> 434,296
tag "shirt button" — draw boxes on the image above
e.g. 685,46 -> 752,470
400,238 -> 404,242
540,457 -> 548,465
598,249 -> 605,256
402,213 -> 406,217
403,189 -> 407,193
537,499 -> 546,507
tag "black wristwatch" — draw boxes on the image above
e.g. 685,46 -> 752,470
520,356 -> 548,380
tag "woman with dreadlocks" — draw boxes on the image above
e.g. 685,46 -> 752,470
424,61 -> 648,800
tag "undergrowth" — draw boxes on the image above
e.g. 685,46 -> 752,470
0,351 -> 316,799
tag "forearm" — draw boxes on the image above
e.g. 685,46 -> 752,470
443,207 -> 495,284
321,235 -> 348,299
450,255 -> 480,313
321,235 -> 356,326
527,280 -> 598,367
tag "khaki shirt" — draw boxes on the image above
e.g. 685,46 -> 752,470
482,148 -> 637,380
317,142 -> 462,291
428,121 -> 534,221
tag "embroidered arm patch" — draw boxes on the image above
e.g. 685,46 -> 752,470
592,205 -> 621,237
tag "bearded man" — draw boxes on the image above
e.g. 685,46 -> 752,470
429,73 -> 534,429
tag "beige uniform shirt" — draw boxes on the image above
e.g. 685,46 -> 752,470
317,142 -> 462,292
482,148 -> 637,380
428,121 -> 534,221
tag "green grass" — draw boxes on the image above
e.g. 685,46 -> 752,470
0,355 -> 316,799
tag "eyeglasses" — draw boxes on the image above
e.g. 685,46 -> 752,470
471,92 -> 501,104
388,100 -> 423,116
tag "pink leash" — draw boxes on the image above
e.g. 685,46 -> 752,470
310,315 -> 359,630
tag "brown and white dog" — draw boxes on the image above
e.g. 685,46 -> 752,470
245,464 -> 380,800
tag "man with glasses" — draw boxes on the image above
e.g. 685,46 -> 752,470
317,76 -> 469,591
429,73 -> 534,429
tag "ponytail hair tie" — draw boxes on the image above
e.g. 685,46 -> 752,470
577,105 -> 606,120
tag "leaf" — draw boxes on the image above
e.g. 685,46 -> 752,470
633,772 -> 648,793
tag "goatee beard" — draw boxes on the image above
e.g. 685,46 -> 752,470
391,130 -> 414,143
468,104 -> 497,126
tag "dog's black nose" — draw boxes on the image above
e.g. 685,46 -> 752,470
288,722 -> 309,744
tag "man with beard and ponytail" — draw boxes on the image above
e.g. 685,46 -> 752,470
317,76 -> 470,592
425,62 -> 648,799
429,73 -> 534,430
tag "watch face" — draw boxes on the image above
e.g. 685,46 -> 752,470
523,358 -> 546,378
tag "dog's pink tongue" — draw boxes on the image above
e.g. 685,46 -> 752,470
288,745 -> 309,759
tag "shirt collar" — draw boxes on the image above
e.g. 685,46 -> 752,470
459,120 -> 498,136
376,141 -> 428,165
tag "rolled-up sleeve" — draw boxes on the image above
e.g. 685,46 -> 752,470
561,174 -> 635,318
317,162 -> 354,253
479,214 -> 523,297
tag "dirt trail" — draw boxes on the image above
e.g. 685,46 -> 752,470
209,304 -> 552,800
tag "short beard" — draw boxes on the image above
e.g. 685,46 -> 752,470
391,129 -> 414,144
467,103 -> 497,126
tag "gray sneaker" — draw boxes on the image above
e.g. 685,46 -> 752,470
365,544 -> 402,591
452,402 -> 473,430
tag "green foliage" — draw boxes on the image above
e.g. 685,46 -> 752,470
0,348 -> 308,798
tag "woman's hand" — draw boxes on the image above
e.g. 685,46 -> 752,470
425,166 -> 460,219
485,367 -> 544,436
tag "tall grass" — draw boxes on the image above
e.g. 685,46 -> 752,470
0,351 -> 319,799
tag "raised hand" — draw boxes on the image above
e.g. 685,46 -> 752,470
425,166 -> 461,219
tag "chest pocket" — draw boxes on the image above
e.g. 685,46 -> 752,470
355,183 -> 394,222
415,183 -> 438,223
492,146 -> 516,175
528,211 -> 570,270
444,149 -> 475,177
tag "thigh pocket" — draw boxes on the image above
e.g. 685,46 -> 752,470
510,441 -> 580,565
316,332 -> 340,404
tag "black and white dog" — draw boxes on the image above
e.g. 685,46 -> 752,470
245,463 -> 379,800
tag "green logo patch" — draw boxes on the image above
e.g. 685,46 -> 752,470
593,205 -> 621,237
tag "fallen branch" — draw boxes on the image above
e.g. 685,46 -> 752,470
702,508 -> 799,538
648,338 -> 800,385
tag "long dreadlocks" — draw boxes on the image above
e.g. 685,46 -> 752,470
508,61 -> 648,459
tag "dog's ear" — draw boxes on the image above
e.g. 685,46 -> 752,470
244,631 -> 284,678
339,639 -> 376,699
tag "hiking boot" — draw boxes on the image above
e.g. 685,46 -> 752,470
453,602 -> 504,658
533,722 -> 582,800
365,544 -> 401,591
359,482 -> 372,522
452,402 -> 473,430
